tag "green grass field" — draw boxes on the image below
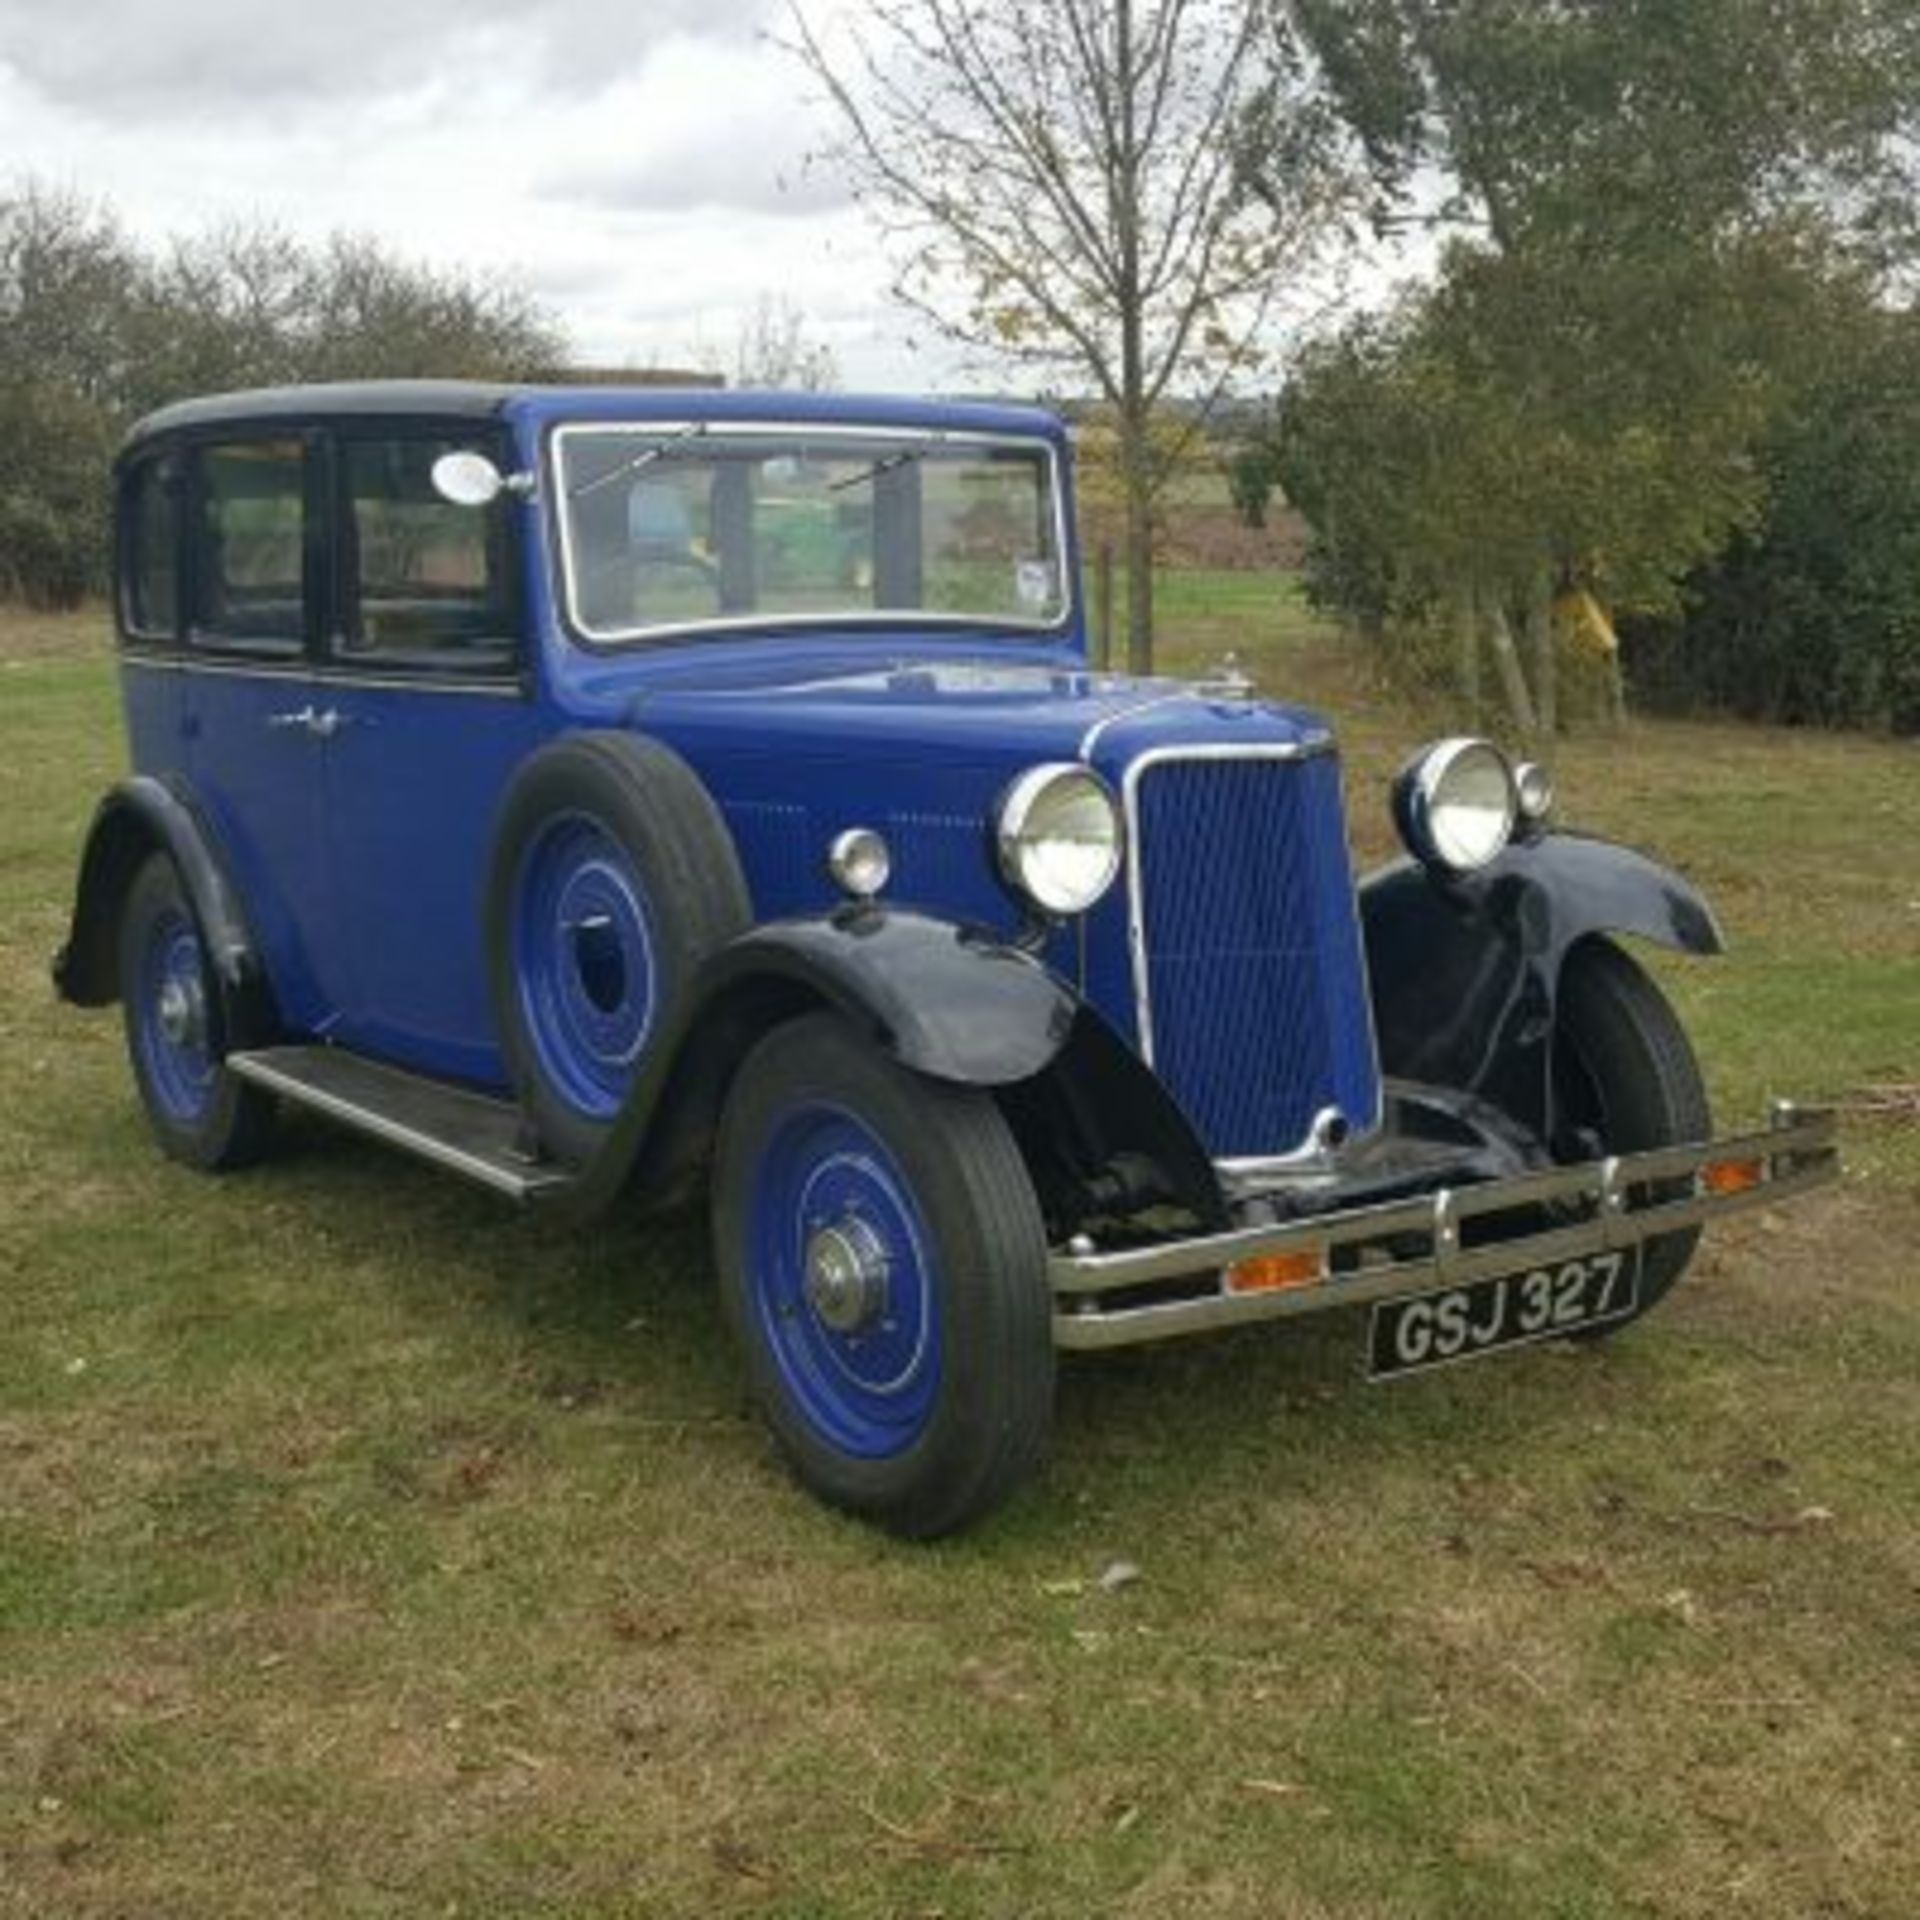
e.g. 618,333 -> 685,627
2,590 -> 1915,1917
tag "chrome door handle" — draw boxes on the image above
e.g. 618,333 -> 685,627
265,705 -> 345,739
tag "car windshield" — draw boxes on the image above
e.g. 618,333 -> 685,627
553,423 -> 1069,643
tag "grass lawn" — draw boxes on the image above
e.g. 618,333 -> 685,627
2,590 -> 1915,1917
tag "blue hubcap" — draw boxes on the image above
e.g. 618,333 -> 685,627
136,908 -> 216,1123
748,1104 -> 942,1459
514,817 -> 658,1119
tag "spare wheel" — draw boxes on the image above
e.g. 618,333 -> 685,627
486,732 -> 750,1167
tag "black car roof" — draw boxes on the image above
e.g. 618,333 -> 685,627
122,381 -> 1066,457
124,381 -> 517,450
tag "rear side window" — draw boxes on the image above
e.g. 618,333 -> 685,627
121,457 -> 180,642
340,435 -> 516,667
191,439 -> 308,653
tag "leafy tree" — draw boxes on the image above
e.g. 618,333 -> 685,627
127,224 -> 561,411
295,233 -> 561,385
0,185 -> 138,605
1293,0 -> 1920,259
1225,436 -> 1280,529
1273,0 -> 1920,732
120,224 -> 314,413
1279,228 -> 1856,732
0,377 -> 120,608
0,180 -> 565,608
791,0 -> 1358,672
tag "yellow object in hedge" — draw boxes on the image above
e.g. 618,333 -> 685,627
1553,586 -> 1619,658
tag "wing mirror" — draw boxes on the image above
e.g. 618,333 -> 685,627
431,450 -> 534,507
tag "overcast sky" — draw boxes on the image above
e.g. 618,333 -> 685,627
0,0 -> 975,390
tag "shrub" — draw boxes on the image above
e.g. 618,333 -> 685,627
1627,311 -> 1920,733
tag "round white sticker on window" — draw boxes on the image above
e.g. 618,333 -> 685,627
1015,559 -> 1054,611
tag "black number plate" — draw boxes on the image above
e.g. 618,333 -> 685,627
1369,1251 -> 1641,1380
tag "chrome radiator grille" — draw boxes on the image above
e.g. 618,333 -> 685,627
1128,749 -> 1381,1160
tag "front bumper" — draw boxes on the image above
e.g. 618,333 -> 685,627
1051,1103 -> 1838,1351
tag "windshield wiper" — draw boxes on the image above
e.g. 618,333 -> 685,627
828,448 -> 923,494
568,422 -> 708,500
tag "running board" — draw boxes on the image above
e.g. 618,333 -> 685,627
227,1046 -> 571,1202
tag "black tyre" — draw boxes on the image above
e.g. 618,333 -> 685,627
117,851 -> 277,1171
713,1013 -> 1055,1538
1552,937 -> 1712,1323
486,733 -> 750,1168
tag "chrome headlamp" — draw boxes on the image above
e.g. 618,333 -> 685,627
996,764 -> 1123,916
1392,737 -> 1518,875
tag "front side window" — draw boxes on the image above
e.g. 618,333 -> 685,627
121,457 -> 179,641
554,425 -> 1069,643
342,435 -> 516,666
191,439 -> 307,652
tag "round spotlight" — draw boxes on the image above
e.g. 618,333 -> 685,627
996,764 -> 1124,917
1514,760 -> 1555,825
1392,738 -> 1518,875
827,827 -> 891,900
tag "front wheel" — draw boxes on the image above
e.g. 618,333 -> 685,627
1552,937 -> 1712,1325
713,1014 -> 1054,1538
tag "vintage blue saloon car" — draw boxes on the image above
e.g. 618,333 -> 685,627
56,381 -> 1836,1535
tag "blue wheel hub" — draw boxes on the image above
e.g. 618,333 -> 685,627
513,816 -> 659,1119
747,1104 -> 942,1459
135,907 -> 216,1123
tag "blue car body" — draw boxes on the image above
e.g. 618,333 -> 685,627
102,381 -> 1378,1163
58,379 -> 1836,1535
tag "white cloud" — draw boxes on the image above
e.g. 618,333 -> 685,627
0,5 -> 963,391
0,0 -> 771,114
538,38 -> 848,216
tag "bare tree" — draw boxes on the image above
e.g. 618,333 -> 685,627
790,0 -> 1352,671
731,293 -> 840,391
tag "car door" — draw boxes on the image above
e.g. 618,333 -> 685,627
316,424 -> 546,1090
180,431 -> 345,1035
